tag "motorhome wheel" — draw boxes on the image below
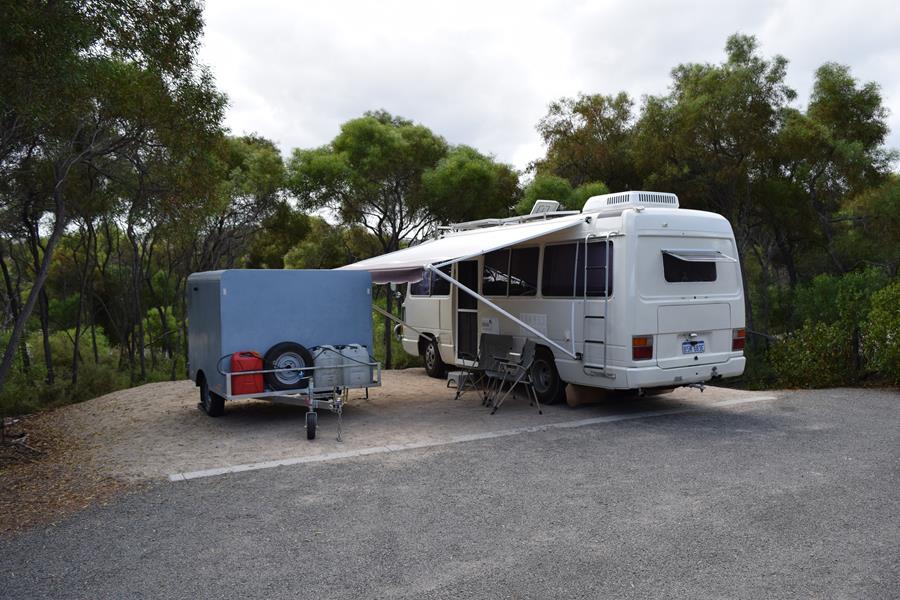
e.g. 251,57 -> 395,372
423,337 -> 446,378
531,348 -> 566,404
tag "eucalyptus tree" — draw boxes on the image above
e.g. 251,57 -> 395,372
287,111 -> 449,367
0,0 -> 226,391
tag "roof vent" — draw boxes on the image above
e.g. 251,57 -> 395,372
582,191 -> 679,215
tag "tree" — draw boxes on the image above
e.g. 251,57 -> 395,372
0,0 -> 225,391
633,34 -> 797,334
287,111 -> 449,367
515,175 -> 607,214
422,145 -> 519,224
533,92 -> 638,191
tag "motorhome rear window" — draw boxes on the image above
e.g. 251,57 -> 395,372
542,241 -> 613,297
663,253 -> 717,282
410,266 -> 452,296
483,247 -> 538,296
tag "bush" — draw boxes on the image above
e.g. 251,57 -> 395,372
863,280 -> 900,384
793,267 -> 888,328
770,321 -> 857,388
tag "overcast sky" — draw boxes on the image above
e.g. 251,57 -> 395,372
199,0 -> 900,172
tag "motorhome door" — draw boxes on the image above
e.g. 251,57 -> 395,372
455,260 -> 479,363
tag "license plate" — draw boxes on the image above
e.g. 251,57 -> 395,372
682,341 -> 705,354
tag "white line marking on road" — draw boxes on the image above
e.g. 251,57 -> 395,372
168,394 -> 779,482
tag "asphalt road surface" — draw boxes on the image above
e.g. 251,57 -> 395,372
1,388 -> 898,599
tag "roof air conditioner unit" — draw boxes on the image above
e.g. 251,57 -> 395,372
582,191 -> 679,215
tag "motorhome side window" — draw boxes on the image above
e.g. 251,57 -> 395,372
541,241 -> 613,297
663,253 -> 717,282
482,247 -> 539,297
410,266 -> 452,296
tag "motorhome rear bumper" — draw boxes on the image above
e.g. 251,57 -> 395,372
557,356 -> 746,390
619,357 -> 745,389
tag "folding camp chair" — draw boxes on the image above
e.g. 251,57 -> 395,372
478,334 -> 515,406
488,339 -> 541,415
447,333 -> 513,403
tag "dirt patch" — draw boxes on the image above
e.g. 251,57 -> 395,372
0,416 -> 134,534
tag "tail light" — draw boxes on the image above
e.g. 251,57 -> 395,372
732,328 -> 746,351
632,335 -> 653,361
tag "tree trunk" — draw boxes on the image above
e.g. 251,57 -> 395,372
0,241 -> 30,373
0,197 -> 67,392
71,228 -> 92,386
24,220 -> 55,385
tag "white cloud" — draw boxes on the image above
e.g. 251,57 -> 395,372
199,0 -> 900,171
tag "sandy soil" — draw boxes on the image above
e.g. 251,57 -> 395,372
38,370 -> 764,480
1,368 -> 769,532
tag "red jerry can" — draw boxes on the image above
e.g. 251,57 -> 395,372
230,351 -> 264,395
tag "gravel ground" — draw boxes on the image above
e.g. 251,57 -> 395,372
1,387 -> 897,599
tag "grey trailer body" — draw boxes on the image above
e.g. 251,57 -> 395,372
187,269 -> 380,439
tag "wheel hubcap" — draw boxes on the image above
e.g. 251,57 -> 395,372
533,360 -> 553,393
274,352 -> 306,385
425,343 -> 436,370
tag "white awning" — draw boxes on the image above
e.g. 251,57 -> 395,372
339,215 -> 585,283
662,249 -> 737,263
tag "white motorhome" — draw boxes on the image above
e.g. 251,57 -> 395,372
341,192 -> 746,403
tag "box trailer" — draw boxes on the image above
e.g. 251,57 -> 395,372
187,269 -> 381,439
340,191 -> 745,404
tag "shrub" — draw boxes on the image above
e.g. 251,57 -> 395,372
793,267 -> 888,328
863,280 -> 900,384
770,321 -> 857,388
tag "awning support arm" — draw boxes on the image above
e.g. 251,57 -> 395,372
372,304 -> 425,337
427,264 -> 580,360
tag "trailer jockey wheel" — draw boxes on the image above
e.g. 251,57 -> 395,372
306,411 -> 317,440
531,347 -> 567,405
264,342 -> 313,391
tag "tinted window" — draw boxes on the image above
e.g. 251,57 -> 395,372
432,265 -> 451,295
410,272 -> 431,296
542,243 -> 578,296
409,266 -> 452,296
509,247 -> 539,296
482,249 -> 510,296
663,253 -> 716,282
583,242 -> 613,296
542,242 -> 613,297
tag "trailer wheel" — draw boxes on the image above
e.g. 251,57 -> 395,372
531,348 -> 566,405
199,376 -> 225,417
423,337 -> 446,379
306,411 -> 317,440
264,342 -> 313,391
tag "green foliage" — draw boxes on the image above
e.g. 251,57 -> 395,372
422,146 -> 519,222
517,176 -> 608,214
863,281 -> 900,384
287,111 -> 450,254
793,267 -> 888,328
0,328 -> 126,417
534,92 -> 637,191
841,177 -> 900,272
516,175 -> 572,214
571,182 -> 610,210
370,295 -> 421,370
771,321 -> 857,388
